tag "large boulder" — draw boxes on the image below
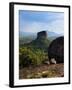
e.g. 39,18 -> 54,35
48,36 -> 64,63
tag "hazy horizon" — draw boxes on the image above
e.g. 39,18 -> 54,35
19,10 -> 64,35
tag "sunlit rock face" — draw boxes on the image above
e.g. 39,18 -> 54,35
48,36 -> 64,63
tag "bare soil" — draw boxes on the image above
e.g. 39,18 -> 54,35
19,64 -> 64,79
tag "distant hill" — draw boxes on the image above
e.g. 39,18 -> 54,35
19,30 -> 63,45
19,31 -> 37,38
23,31 -> 51,52
47,31 -> 62,37
19,31 -> 63,38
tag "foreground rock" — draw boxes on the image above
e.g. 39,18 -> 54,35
48,36 -> 64,63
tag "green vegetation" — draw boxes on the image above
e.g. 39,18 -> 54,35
19,31 -> 64,79
19,36 -> 36,45
19,46 -> 48,68
19,32 -> 51,68
19,36 -> 64,79
19,31 -> 60,79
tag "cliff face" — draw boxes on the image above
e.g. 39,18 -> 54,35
30,31 -> 50,51
37,31 -> 47,39
24,31 -> 50,51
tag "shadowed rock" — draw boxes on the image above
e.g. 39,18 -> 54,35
29,31 -> 50,51
48,36 -> 64,63
37,31 -> 47,39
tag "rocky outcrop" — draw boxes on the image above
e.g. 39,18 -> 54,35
48,36 -> 64,63
29,31 -> 50,51
37,31 -> 47,39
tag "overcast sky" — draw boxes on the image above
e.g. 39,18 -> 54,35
19,10 -> 64,34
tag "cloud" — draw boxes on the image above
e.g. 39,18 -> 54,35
19,11 -> 64,34
20,19 -> 64,35
48,19 -> 64,34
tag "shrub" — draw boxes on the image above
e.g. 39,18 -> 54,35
19,47 -> 48,68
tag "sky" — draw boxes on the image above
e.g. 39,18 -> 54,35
19,10 -> 64,35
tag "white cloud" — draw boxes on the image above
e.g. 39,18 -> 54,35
48,19 -> 64,34
21,18 -> 64,35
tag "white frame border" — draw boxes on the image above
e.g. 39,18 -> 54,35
13,3 -> 70,86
